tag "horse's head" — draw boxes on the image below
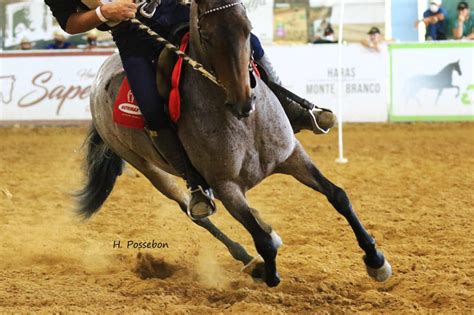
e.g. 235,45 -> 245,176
454,60 -> 462,76
191,0 -> 256,119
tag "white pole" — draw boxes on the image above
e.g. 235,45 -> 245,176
336,0 -> 348,164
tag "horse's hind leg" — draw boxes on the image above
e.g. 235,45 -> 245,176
215,183 -> 282,287
277,143 -> 392,282
120,150 -> 254,265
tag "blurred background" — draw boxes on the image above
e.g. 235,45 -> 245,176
0,0 -> 472,49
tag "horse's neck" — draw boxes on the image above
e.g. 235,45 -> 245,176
187,34 -> 214,77
438,64 -> 454,76
185,40 -> 225,107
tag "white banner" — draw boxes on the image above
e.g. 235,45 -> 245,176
243,0 -> 274,45
0,50 -> 114,122
4,1 -> 61,48
266,44 -> 389,122
390,42 -> 474,121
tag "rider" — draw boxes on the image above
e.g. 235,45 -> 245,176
45,0 -> 217,220
44,0 -> 334,220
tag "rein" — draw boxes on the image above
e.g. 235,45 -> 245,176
128,18 -> 224,88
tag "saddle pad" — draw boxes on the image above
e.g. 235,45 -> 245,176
169,32 -> 190,123
113,77 -> 145,129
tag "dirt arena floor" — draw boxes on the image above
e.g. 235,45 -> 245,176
0,123 -> 473,314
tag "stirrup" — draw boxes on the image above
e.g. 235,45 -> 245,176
307,106 -> 330,134
186,186 -> 217,221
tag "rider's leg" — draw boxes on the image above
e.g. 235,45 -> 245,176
122,55 -> 216,220
250,34 -> 336,134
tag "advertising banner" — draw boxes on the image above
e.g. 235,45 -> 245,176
243,0 -> 274,45
0,50 -> 114,122
390,42 -> 474,121
266,44 -> 389,122
4,1 -> 61,48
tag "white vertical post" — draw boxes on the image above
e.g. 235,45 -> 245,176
336,0 -> 348,164
385,0 -> 392,40
417,0 -> 427,42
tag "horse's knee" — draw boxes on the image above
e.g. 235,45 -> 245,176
327,185 -> 352,214
249,208 -> 272,234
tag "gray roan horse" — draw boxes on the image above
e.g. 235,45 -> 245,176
79,0 -> 391,287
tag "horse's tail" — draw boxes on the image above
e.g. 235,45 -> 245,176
76,126 -> 124,218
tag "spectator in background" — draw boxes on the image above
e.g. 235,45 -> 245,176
19,38 -> 33,50
361,27 -> 383,52
312,24 -> 337,44
416,0 -> 448,40
453,2 -> 474,39
46,31 -> 72,49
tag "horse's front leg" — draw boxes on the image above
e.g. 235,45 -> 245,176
454,85 -> 460,98
215,183 -> 282,287
277,143 -> 392,282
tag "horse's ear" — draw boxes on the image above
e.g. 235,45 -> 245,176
457,59 -> 460,63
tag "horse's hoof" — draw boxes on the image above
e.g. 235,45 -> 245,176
241,256 -> 265,281
366,258 -> 392,282
264,271 -> 281,287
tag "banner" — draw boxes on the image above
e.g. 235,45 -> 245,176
4,1 -> 61,48
243,0 -> 274,45
266,44 -> 389,122
390,42 -> 474,121
0,50 -> 114,122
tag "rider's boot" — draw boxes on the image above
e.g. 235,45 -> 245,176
148,127 -> 216,220
256,54 -> 336,134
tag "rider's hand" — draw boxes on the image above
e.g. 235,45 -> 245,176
100,2 -> 138,22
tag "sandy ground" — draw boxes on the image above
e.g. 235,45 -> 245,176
0,123 -> 473,314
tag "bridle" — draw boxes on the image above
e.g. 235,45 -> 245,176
198,1 -> 243,21
196,1 -> 257,88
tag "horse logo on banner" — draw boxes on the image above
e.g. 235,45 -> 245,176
404,60 -> 462,105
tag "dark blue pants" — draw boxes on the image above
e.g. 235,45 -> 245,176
426,24 -> 447,40
250,33 -> 265,61
121,55 -> 168,131
112,21 -> 168,131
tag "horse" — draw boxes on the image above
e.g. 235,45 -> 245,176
0,75 -> 16,104
404,60 -> 462,105
80,0 -> 391,287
